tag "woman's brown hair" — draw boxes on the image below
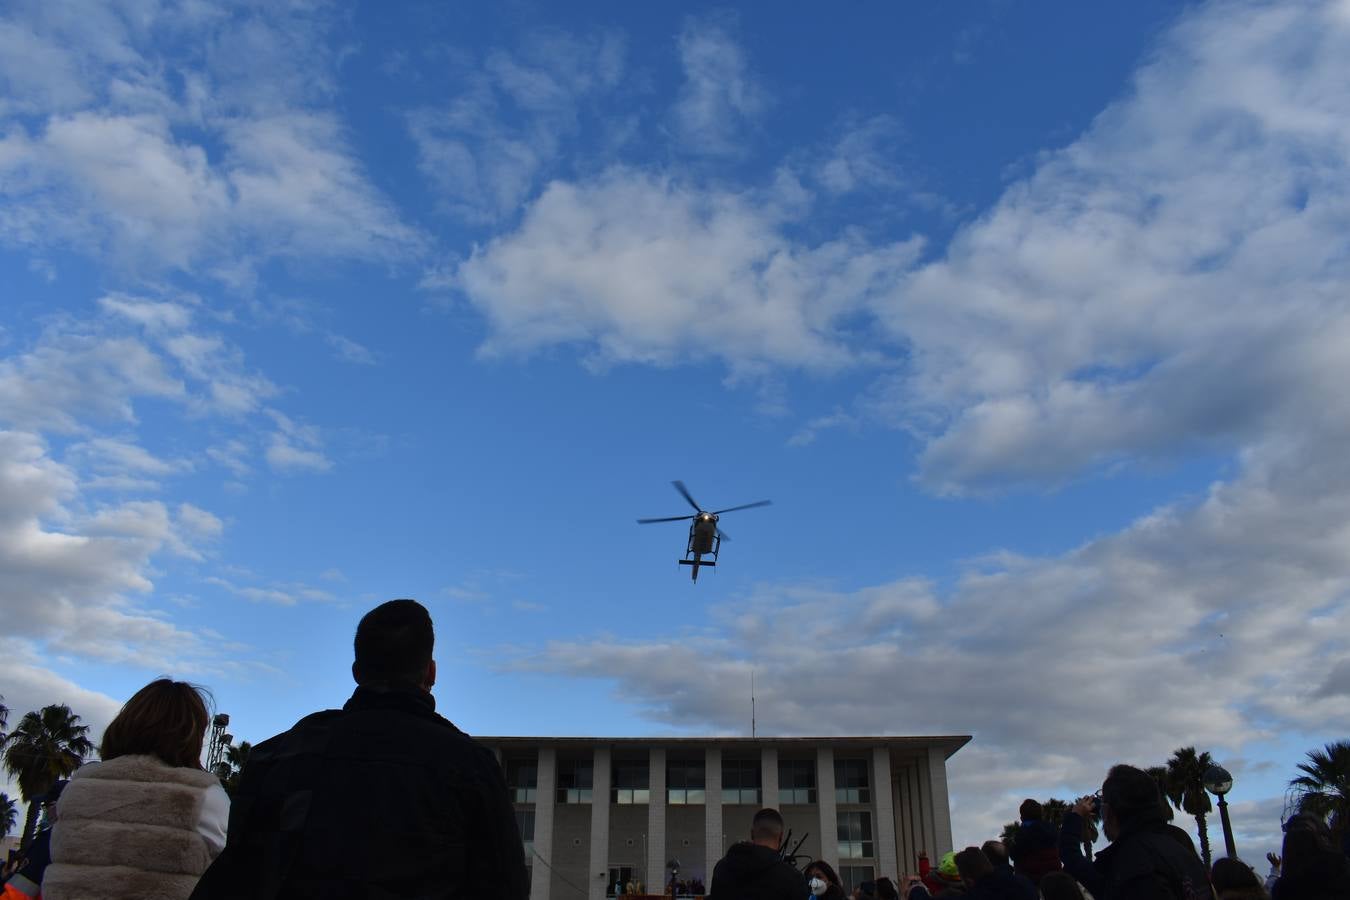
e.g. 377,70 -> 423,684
99,679 -> 212,769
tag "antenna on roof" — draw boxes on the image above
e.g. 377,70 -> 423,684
751,669 -> 756,739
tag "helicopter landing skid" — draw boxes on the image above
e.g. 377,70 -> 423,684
678,559 -> 715,567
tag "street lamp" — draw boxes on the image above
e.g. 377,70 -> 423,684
206,713 -> 231,770
667,858 -> 681,898
1204,764 -> 1237,860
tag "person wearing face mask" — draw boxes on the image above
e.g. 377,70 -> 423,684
803,860 -> 847,900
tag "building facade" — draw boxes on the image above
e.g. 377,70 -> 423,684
480,735 -> 970,899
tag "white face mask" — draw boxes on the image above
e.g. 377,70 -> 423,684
809,877 -> 828,896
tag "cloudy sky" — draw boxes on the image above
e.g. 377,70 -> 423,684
3,0 -> 1348,866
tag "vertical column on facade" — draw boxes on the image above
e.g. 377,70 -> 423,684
894,763 -> 913,875
760,746 -> 779,809
905,766 -> 927,864
647,746 -> 667,893
871,747 -> 898,880
704,746 -> 723,884
588,745 -> 612,900
916,757 -> 935,862
925,747 -> 953,857
816,746 -> 838,870
531,746 -> 558,900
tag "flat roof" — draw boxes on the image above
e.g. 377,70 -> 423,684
477,735 -> 972,760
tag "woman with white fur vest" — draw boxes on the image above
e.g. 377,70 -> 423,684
43,679 -> 230,900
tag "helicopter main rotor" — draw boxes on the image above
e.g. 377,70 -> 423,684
636,480 -> 772,539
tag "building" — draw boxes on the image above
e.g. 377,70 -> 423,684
480,735 -> 970,899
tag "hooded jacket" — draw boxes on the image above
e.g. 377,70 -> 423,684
709,842 -> 809,900
43,754 -> 229,900
1060,811 -> 1210,900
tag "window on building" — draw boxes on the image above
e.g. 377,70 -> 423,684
557,758 -> 594,803
721,759 -> 761,805
837,811 -> 874,859
612,760 -> 650,804
516,809 -> 535,857
778,759 -> 816,805
667,759 -> 706,805
506,757 -> 537,804
834,758 -> 871,804
840,866 -> 874,895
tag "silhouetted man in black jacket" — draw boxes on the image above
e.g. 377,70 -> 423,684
191,599 -> 528,900
709,808 -> 809,900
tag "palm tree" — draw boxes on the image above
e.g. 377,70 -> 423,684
221,740 -> 252,796
1000,820 -> 1019,851
1040,798 -> 1071,830
0,792 -> 17,838
1289,740 -> 1350,846
2,704 -> 93,849
1164,747 -> 1215,868
1145,766 -> 1175,821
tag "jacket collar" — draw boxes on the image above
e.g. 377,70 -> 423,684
344,683 -> 437,715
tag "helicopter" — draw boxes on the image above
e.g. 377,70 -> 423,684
637,481 -> 771,582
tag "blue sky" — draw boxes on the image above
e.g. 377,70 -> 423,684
3,0 -> 1349,865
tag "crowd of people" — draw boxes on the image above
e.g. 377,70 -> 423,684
2,597 -> 1347,899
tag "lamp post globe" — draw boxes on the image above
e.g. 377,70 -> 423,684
1203,765 -> 1232,796
1203,764 -> 1237,859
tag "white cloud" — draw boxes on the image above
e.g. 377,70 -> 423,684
873,0 -> 1350,492
67,436 -> 193,491
203,574 -> 334,606
0,430 -> 209,666
0,329 -> 184,434
325,333 -> 376,366
816,115 -> 906,195
0,2 -> 422,276
454,169 -> 921,371
408,28 -> 627,222
264,409 -> 331,473
671,15 -> 767,156
786,409 -> 860,447
206,438 -> 251,478
98,294 -> 195,332
176,502 -> 223,540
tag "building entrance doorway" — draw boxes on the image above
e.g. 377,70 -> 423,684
607,865 -> 636,896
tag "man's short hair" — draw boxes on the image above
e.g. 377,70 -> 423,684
1101,764 -> 1164,822
354,599 -> 434,686
1019,798 -> 1042,820
954,847 -> 993,880
750,807 -> 785,842
980,840 -> 1008,867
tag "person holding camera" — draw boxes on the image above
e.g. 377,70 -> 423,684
1058,765 -> 1209,900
